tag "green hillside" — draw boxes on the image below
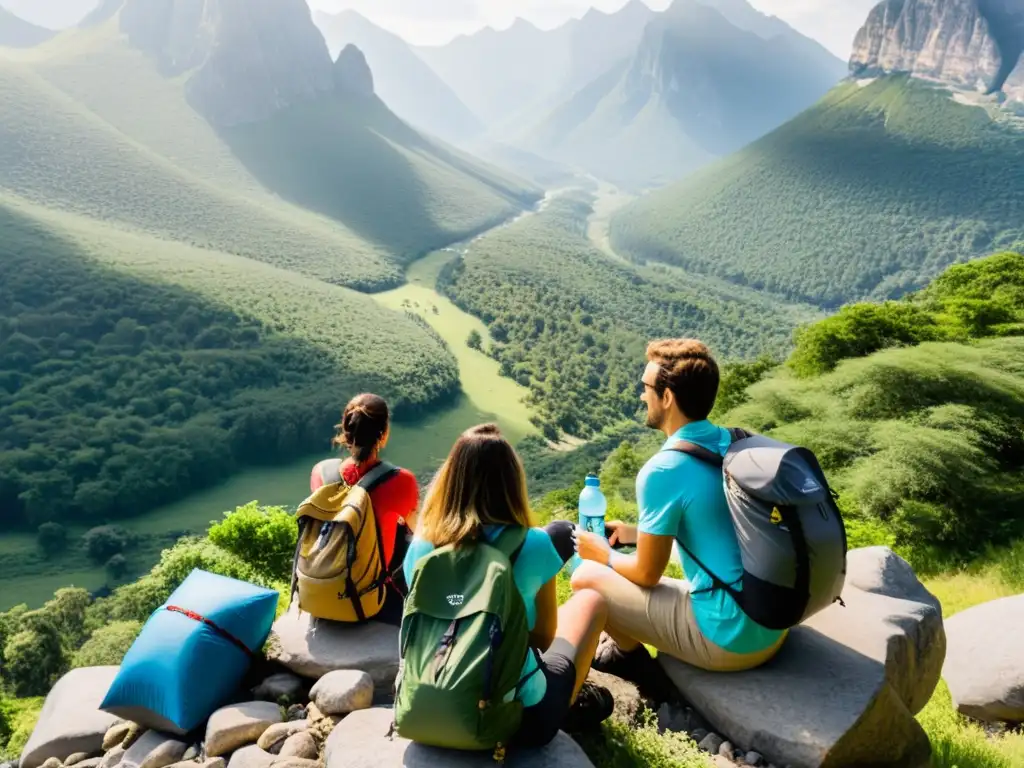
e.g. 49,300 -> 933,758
0,17 -> 538,291
0,198 -> 460,531
437,191 -> 819,439
610,76 -> 1024,308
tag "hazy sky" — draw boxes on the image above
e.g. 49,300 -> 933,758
307,0 -> 877,58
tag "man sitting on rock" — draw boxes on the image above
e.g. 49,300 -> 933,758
572,338 -> 787,691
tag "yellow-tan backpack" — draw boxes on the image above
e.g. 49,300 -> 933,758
290,459 -> 399,622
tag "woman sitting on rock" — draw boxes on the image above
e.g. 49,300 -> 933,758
307,393 -> 419,626
396,424 -> 613,753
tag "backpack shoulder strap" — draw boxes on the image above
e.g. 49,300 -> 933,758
357,461 -> 400,492
489,526 -> 528,567
668,426 -> 753,467
668,441 -> 724,467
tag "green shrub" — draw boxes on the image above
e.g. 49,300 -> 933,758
788,302 -> 949,377
72,622 -> 142,669
575,708 -> 709,768
83,526 -> 130,564
207,503 -> 298,583
36,523 -> 67,558
0,697 -> 43,761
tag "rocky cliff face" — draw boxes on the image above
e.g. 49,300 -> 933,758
333,44 -> 374,98
1005,51 -> 1024,102
118,0 -> 335,127
850,0 -> 1024,96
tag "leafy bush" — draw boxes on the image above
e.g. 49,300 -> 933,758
83,526 -> 130,563
72,622 -> 142,669
0,696 -> 43,761
36,523 -> 67,558
788,302 -> 950,377
787,252 -> 1024,376
106,554 -> 129,580
466,329 -> 483,350
207,503 -> 298,583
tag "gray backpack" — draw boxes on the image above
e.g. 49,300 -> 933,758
671,428 -> 847,630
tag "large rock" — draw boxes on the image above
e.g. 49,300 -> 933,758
943,593 -> 1024,723
225,748 -> 274,768
205,703 -> 283,758
325,708 -> 593,768
120,731 -> 188,768
257,722 -> 310,754
309,671 -> 373,716
19,667 -> 122,768
659,547 -> 945,768
252,674 -> 309,704
265,608 -> 399,691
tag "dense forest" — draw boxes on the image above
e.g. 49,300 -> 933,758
610,77 -> 1024,308
0,206 -> 460,532
437,193 -> 808,439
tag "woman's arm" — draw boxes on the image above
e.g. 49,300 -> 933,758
529,578 -> 558,652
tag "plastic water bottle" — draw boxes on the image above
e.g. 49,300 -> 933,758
568,474 -> 607,574
579,474 -> 607,539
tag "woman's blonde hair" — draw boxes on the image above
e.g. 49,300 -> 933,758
417,424 -> 535,547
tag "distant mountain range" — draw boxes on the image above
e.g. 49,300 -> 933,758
324,0 -> 845,189
517,0 -> 847,189
0,5 -> 53,47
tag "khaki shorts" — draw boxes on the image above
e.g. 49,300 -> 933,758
598,569 -> 786,672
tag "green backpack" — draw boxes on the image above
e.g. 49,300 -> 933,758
393,527 -> 531,758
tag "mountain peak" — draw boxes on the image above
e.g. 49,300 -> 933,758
849,0 -> 1024,96
334,43 -> 375,98
118,0 -> 334,127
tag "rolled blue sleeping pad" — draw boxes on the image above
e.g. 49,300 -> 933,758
100,569 -> 279,735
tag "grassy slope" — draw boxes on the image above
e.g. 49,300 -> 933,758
0,20 -> 538,290
610,76 -> 1024,308
438,190 -> 820,437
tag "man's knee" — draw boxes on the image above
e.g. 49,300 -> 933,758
570,561 -> 609,594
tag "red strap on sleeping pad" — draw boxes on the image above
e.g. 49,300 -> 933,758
166,605 -> 255,659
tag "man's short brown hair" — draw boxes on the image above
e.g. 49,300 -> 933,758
646,339 -> 720,421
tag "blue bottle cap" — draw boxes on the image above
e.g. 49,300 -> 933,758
585,474 -> 600,487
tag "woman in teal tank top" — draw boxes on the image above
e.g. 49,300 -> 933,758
404,423 -> 613,747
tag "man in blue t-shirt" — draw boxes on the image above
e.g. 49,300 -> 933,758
572,339 -> 787,686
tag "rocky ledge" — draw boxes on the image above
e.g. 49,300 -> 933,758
13,548 -> 962,768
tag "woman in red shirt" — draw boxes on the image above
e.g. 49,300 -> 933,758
310,393 -> 419,626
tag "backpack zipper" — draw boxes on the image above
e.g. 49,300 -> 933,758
433,619 -> 459,682
480,616 -> 502,709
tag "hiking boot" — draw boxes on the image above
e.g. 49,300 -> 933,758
562,682 -> 614,733
592,636 -> 677,704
